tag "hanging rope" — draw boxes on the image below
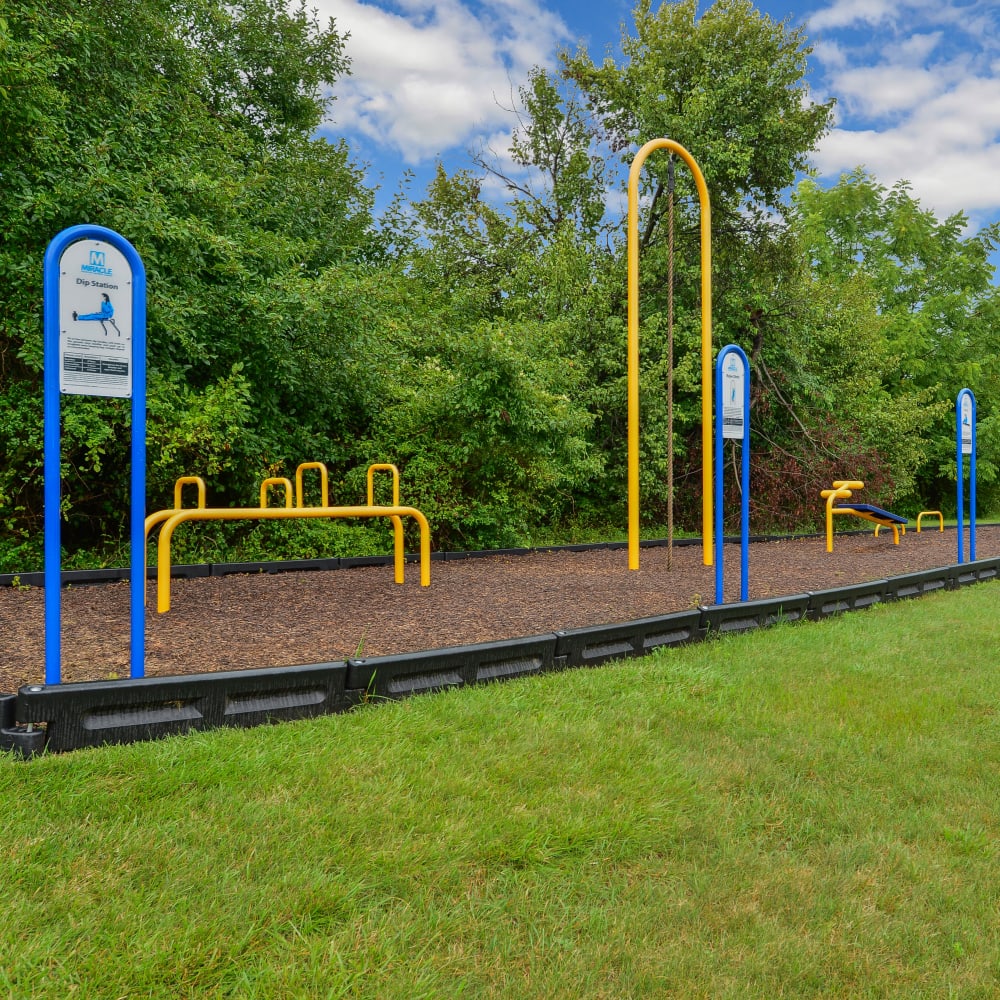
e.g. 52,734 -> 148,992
666,153 -> 675,570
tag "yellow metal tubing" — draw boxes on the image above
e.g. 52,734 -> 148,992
917,510 -> 944,533
155,505 -> 431,612
367,464 -> 404,582
144,476 -> 209,602
822,480 -> 903,549
628,138 -> 713,569
145,476 -> 209,541
260,477 -> 294,509
367,463 -> 401,506
173,476 -> 207,511
295,462 -> 329,507
821,483 -> 862,553
874,523 -> 906,540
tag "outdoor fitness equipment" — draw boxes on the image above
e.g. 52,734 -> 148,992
916,511 -> 944,533
820,481 -> 908,552
145,461 -> 430,613
43,224 -> 147,683
714,345 -> 751,604
628,138 -> 713,570
956,388 -> 977,563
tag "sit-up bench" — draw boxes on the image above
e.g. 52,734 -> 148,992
820,480 -> 908,553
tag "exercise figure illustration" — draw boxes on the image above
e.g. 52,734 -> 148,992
73,293 -> 121,335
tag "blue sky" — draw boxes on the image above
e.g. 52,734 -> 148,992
314,0 -> 1000,237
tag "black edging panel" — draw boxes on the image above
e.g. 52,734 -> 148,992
554,610 -> 705,669
7,556 -> 1000,756
17,662 -> 348,753
346,635 -> 557,699
951,557 -> 1000,588
699,594 -> 812,634
806,579 -> 891,620
883,566 -> 954,600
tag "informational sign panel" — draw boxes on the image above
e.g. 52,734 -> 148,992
960,391 -> 974,455
956,388 -> 977,564
721,350 -> 747,440
58,239 -> 133,397
44,224 -> 147,686
714,344 -> 751,605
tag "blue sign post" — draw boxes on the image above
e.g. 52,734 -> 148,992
714,345 -> 750,605
956,388 -> 976,564
43,225 -> 147,684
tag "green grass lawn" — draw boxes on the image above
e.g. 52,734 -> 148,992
3,583 -> 1000,998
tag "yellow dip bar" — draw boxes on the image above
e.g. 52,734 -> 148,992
145,462 -> 430,612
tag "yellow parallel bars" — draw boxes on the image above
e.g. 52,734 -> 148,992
145,476 -> 207,537
146,462 -> 430,613
143,476 -> 208,603
628,138 -> 713,569
153,504 -> 430,612
295,462 -> 329,507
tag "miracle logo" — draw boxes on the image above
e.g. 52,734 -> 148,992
81,249 -> 113,276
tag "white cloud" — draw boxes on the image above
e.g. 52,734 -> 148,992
316,0 -> 569,163
808,0 -> 900,31
830,63 -> 947,119
809,0 -> 997,46
814,73 -> 1000,217
810,39 -> 848,70
805,0 -> 1000,226
896,31 -> 943,64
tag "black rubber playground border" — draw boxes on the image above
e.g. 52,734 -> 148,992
2,538 -> 998,759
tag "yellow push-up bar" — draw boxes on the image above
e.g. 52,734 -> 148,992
916,510 -> 944,532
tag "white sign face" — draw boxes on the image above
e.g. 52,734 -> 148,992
58,239 -> 133,397
721,352 -> 747,440
961,393 -> 974,455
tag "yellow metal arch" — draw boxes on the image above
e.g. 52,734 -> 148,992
627,138 -> 713,568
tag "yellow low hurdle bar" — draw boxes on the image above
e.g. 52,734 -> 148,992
821,480 -> 907,552
916,510 -> 944,532
145,462 -> 430,613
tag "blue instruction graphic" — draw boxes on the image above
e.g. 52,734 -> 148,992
73,293 -> 121,335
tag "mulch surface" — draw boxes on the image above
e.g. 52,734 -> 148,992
1,526 -> 996,693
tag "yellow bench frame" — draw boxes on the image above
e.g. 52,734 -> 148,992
821,480 -> 907,553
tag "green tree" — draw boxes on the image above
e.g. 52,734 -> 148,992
790,170 -> 1000,511
473,67 -> 609,242
553,0 -> 835,528
563,0 -> 834,239
0,0 -> 378,568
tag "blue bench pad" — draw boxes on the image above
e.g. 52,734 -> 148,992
836,503 -> 908,524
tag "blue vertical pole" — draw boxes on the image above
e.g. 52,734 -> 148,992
130,265 -> 147,677
969,391 -> 977,562
42,240 -> 63,685
957,395 -> 963,565
739,393 -> 750,602
714,402 -> 724,604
